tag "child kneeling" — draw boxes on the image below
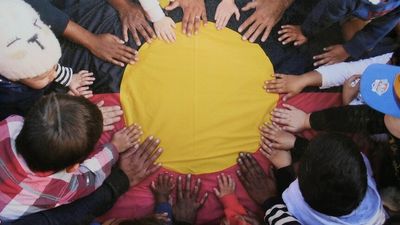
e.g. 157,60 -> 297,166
261,132 -> 387,224
0,94 -> 140,222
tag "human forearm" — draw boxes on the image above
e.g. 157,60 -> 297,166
316,52 -> 393,89
310,105 -> 387,133
262,197 -> 301,225
63,20 -> 97,51
273,165 -> 296,195
107,0 -> 130,12
138,0 -> 165,22
301,0 -> 353,38
8,169 -> 129,225
344,7 -> 400,58
300,70 -> 323,87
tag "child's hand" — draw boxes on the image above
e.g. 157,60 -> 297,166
278,25 -> 307,46
259,123 -> 296,151
154,16 -> 176,43
97,101 -> 123,132
313,44 -> 350,67
213,173 -> 235,198
151,173 -> 174,204
271,104 -> 310,133
111,124 -> 142,153
342,75 -> 361,105
264,74 -> 306,101
260,141 -> 292,169
215,0 -> 240,30
68,70 -> 95,97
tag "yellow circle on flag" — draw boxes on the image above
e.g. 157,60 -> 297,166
121,23 -> 277,174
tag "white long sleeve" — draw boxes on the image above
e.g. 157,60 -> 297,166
316,53 -> 393,89
138,0 -> 165,22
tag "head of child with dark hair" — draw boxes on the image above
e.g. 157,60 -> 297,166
282,133 -> 387,224
15,93 -> 103,172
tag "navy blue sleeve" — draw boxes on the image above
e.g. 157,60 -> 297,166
155,202 -> 173,225
300,0 -> 355,38
24,0 -> 69,36
344,6 -> 400,58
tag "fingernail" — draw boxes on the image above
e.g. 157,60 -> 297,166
149,136 -> 154,140
129,61 -> 135,64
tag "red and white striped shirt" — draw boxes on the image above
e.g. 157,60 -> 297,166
0,116 -> 118,222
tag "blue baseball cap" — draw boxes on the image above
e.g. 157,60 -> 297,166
360,64 -> 400,118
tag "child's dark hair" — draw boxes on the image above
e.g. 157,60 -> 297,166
16,93 -> 103,172
298,133 -> 367,216
119,217 -> 164,225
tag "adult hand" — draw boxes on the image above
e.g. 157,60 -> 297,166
97,101 -> 124,131
237,153 -> 277,205
173,174 -> 209,224
88,33 -> 138,67
118,136 -> 163,186
165,0 -> 207,36
108,0 -> 156,46
313,44 -> 350,67
278,25 -> 308,46
238,0 -> 291,43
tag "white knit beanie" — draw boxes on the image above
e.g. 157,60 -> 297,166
0,0 -> 61,81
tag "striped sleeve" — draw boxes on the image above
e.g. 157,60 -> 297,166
54,64 -> 73,87
263,197 -> 301,225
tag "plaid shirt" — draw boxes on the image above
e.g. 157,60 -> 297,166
0,116 -> 119,222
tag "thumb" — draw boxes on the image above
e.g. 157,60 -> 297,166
96,100 -> 105,107
282,93 -> 293,101
70,88 -> 81,96
165,1 -> 179,11
241,1 -> 257,11
234,7 -> 240,20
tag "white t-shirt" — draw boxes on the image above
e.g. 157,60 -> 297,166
316,53 -> 393,89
